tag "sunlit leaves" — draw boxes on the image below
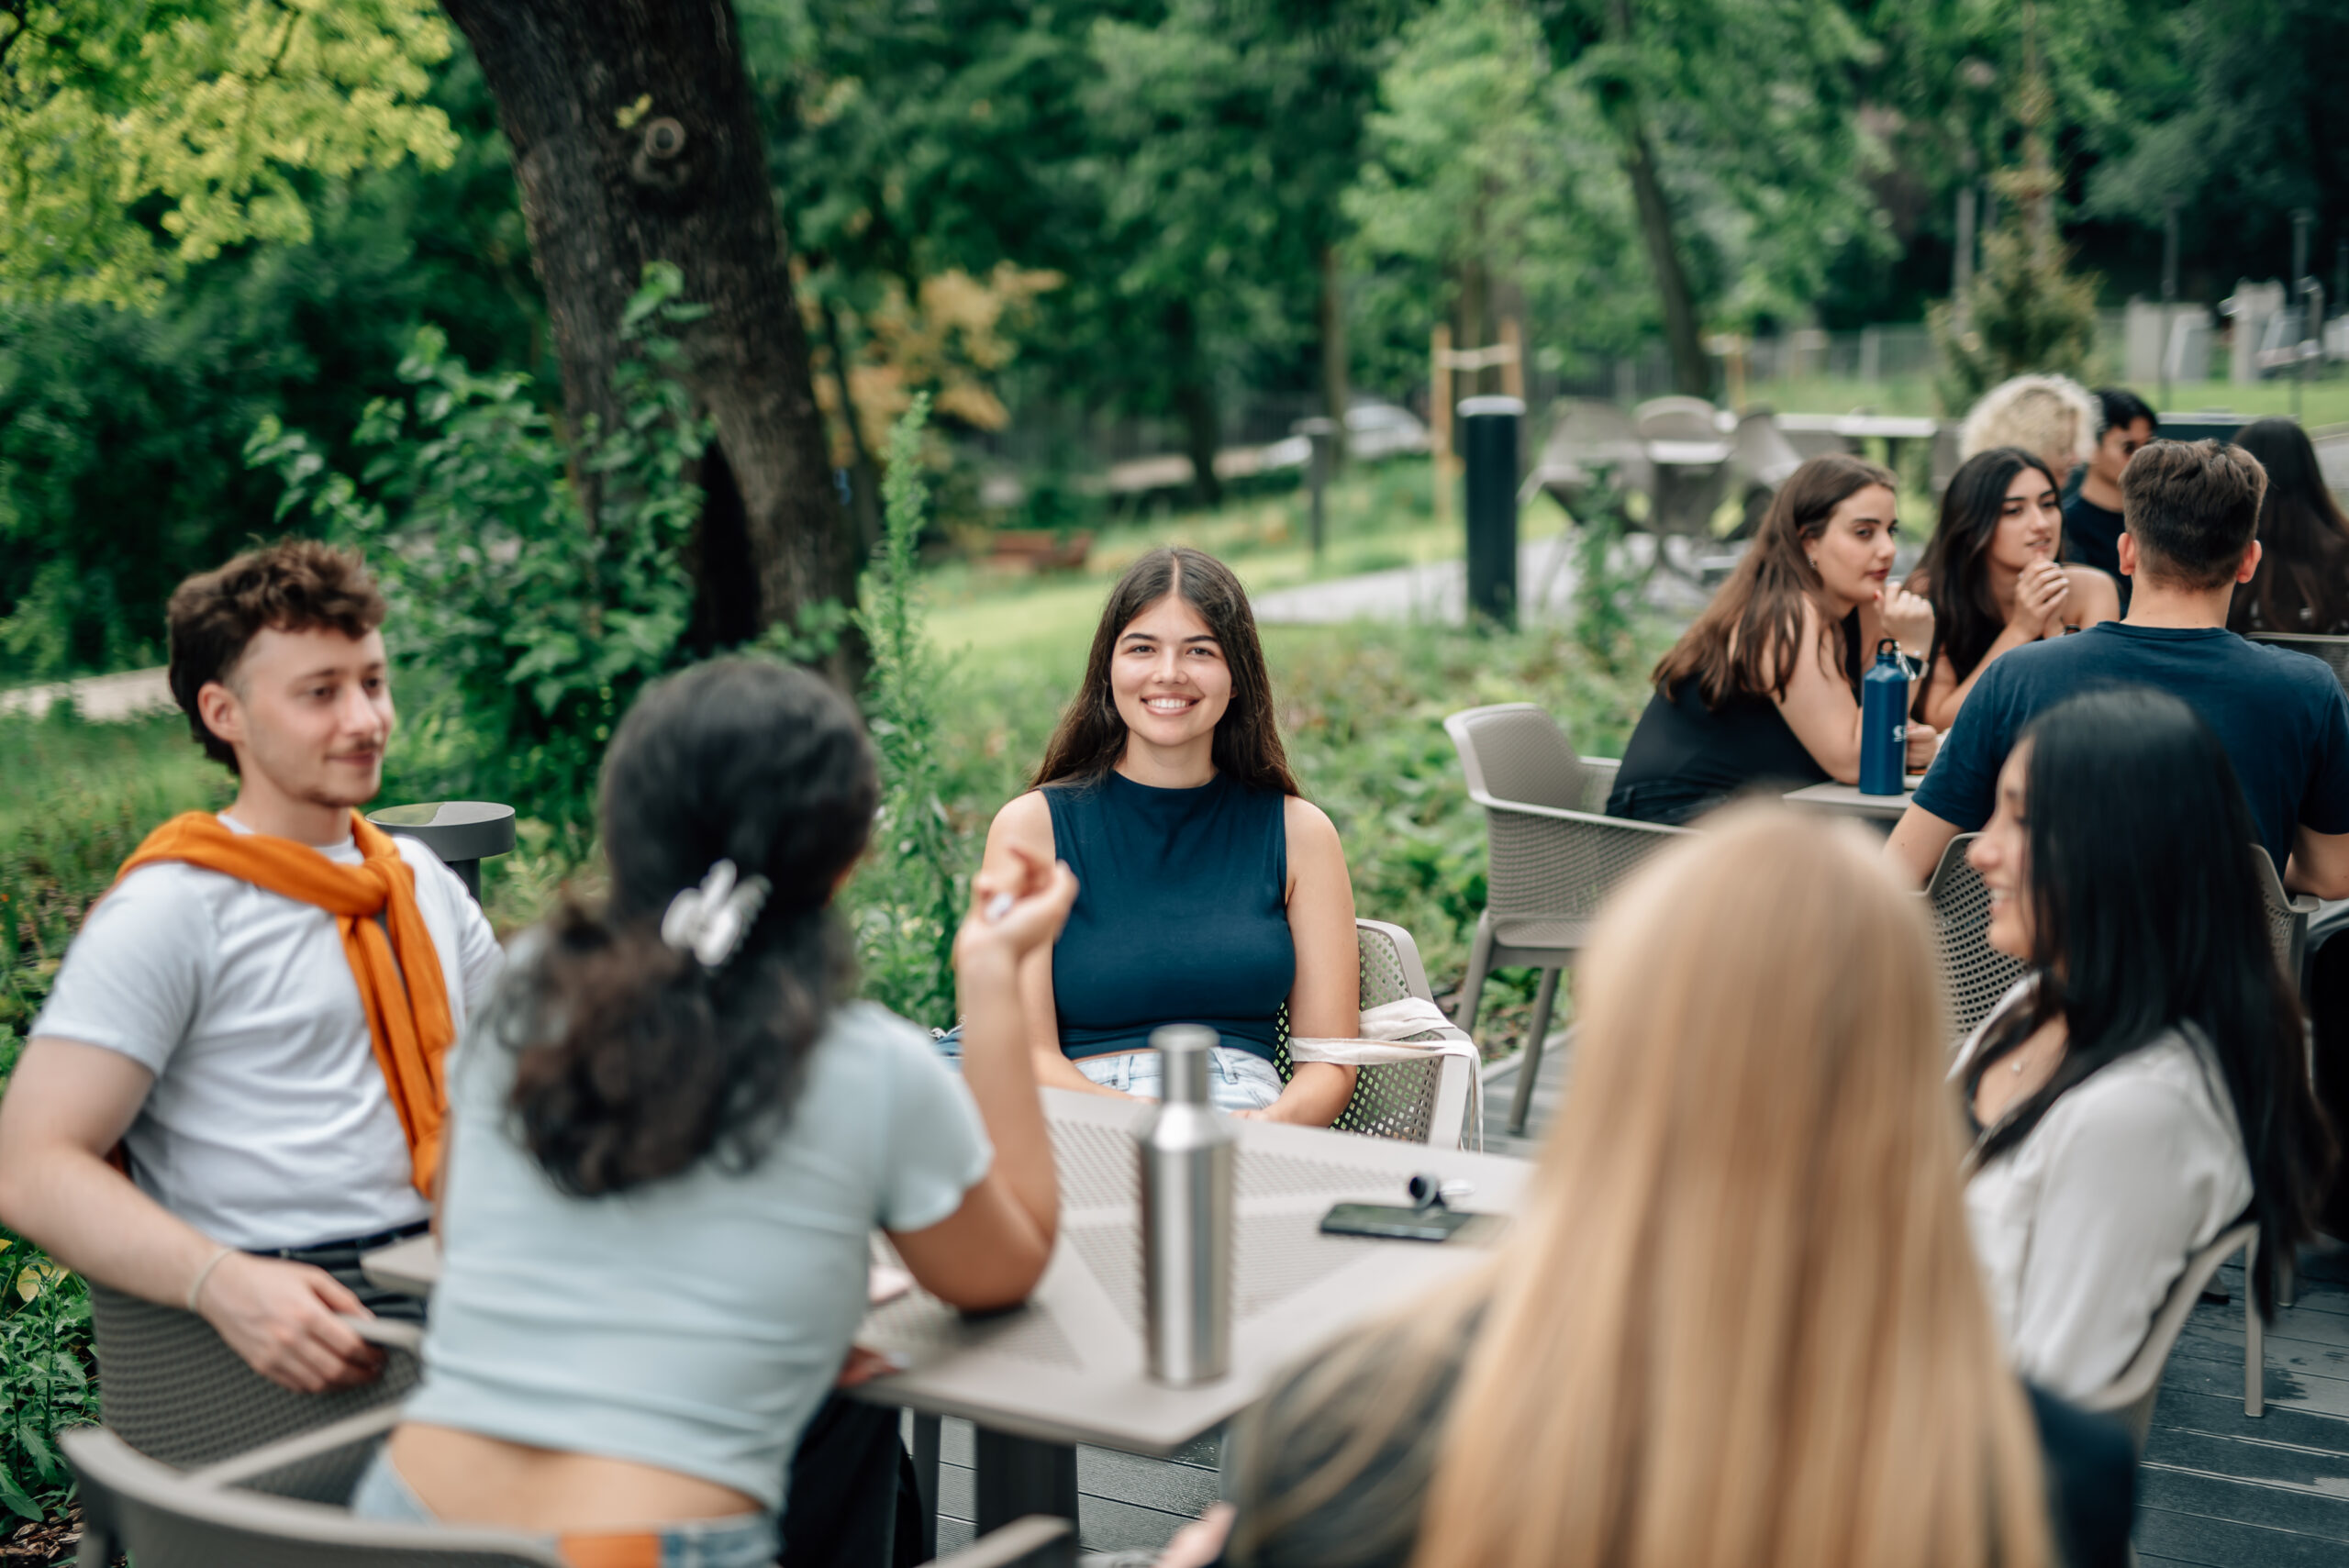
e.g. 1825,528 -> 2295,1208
0,0 -> 457,307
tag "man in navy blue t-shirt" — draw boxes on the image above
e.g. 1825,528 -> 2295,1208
1887,439 -> 2349,895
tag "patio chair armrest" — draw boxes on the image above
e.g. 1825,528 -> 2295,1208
337,1313 -> 424,1354
930,1516 -> 1074,1568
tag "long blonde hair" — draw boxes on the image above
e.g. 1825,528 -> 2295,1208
1236,807 -> 2051,1568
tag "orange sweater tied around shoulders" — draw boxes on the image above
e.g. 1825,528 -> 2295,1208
117,810 -> 453,1195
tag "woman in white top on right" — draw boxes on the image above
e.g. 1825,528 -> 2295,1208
1958,686 -> 2332,1400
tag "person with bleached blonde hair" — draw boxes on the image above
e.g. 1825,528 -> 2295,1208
1163,806 -> 2134,1568
1960,373 -> 2099,485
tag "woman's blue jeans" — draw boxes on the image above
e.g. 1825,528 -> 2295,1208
930,1030 -> 1284,1113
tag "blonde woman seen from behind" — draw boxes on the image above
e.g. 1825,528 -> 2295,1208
1174,807 -> 2132,1568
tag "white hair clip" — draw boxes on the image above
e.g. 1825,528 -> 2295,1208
660,859 -> 772,969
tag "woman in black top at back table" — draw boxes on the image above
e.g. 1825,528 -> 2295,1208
1607,453 -> 1942,826
977,546 -> 1360,1124
1906,448 -> 2121,732
2228,417 -> 2349,637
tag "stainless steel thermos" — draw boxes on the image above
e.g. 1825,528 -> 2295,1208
1858,638 -> 1910,796
1138,1024 -> 1234,1385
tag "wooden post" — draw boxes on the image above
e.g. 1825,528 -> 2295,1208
1431,324 -> 1453,524
1499,317 -> 1525,402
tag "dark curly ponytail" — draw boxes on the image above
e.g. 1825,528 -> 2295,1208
503,658 -> 879,1196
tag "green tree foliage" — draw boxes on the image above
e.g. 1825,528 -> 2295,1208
1343,0 -> 1642,387
0,0 -> 458,308
249,265 -> 707,840
2081,0 -> 2349,265
1931,208 -> 2099,406
753,0 -> 1386,489
0,50 -> 542,684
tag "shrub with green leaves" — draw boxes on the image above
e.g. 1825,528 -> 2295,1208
0,1212 -> 92,1527
248,262 -> 711,845
842,395 -> 967,1027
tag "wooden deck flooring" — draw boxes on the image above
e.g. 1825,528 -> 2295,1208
924,1041 -> 2349,1562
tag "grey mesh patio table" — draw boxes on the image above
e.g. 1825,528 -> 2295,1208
363,1086 -> 1531,1536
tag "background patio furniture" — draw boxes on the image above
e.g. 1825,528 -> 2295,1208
2247,631 -> 2349,697
1443,704 -> 1690,1135
2078,1222 -> 2263,1449
1631,397 -> 1732,539
63,1419 -> 1077,1568
1726,410 -> 1805,537
1525,398 -> 1653,522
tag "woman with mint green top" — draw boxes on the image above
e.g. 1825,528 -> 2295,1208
351,658 -> 1075,1566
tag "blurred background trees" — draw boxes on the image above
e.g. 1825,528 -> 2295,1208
1,0 -> 2343,684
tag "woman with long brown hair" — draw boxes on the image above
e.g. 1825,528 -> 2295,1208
1907,448 -> 2121,731
974,546 -> 1359,1122
1172,806 -> 2132,1568
1607,454 -> 1941,824
2227,416 -> 2349,636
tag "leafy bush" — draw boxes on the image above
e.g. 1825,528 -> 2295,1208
0,1211 -> 92,1527
250,264 -> 710,846
842,396 -> 968,1027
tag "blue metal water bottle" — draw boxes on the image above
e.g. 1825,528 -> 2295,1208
1858,639 -> 1909,796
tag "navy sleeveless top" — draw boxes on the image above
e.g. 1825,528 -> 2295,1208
1041,771 -> 1293,1063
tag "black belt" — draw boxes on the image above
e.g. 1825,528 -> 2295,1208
259,1218 -> 431,1261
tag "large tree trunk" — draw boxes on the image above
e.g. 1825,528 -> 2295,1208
1603,0 -> 1709,398
438,0 -> 858,667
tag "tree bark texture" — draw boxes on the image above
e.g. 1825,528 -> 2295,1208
438,0 -> 856,654
1604,0 -> 1708,398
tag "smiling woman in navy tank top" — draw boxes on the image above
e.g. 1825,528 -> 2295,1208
978,547 -> 1360,1122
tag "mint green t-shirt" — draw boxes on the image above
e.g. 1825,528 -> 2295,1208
402,987 -> 990,1512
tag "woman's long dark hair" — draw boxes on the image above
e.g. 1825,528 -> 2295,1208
2227,417 -> 2349,635
505,658 -> 880,1196
1974,689 -> 2332,1314
1031,545 -> 1299,794
1907,448 -> 2064,720
1651,453 -> 1896,707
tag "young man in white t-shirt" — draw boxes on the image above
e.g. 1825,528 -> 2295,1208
0,541 -> 500,1393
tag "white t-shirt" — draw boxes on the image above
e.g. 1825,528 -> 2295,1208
1955,982 -> 2253,1400
31,814 -> 505,1251
405,990 -> 991,1513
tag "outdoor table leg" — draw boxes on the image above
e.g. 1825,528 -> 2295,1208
973,1426 -> 1080,1533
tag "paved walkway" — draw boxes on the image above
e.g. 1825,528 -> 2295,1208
1251,533 -> 1717,627
0,665 -> 172,722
